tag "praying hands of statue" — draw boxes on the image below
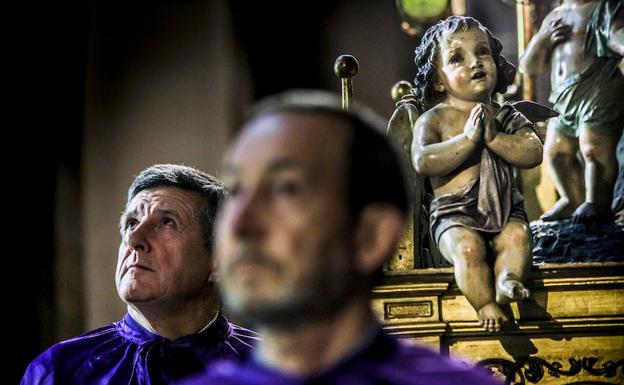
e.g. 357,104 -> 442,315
463,104 -> 485,144
482,104 -> 499,144
463,103 -> 499,145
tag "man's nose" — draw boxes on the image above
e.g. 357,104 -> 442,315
127,221 -> 151,253
229,190 -> 264,239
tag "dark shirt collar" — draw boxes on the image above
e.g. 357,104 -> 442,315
249,320 -> 393,381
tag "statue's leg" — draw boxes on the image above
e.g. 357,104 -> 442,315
438,227 -> 507,332
541,119 -> 584,221
492,220 -> 532,305
571,124 -> 619,223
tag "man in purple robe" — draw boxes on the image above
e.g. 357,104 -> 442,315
22,164 -> 259,385
184,91 -> 502,385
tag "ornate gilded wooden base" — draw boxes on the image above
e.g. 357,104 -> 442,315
372,262 -> 624,384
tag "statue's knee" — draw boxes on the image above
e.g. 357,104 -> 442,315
580,142 -> 600,163
493,223 -> 531,255
581,141 -> 617,167
510,226 -> 530,243
457,240 -> 486,264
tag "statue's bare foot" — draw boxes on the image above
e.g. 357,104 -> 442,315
477,303 -> 508,333
496,279 -> 530,305
540,198 -> 576,221
571,202 -> 614,224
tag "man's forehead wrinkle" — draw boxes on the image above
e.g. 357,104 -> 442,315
156,208 -> 182,218
126,189 -> 197,218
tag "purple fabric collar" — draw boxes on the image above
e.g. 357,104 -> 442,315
22,312 -> 258,385
118,312 -> 233,347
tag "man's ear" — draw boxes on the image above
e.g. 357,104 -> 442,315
353,204 -> 404,275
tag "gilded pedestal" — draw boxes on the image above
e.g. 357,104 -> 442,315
373,262 -> 624,384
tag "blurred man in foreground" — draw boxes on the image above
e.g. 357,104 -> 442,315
185,91 -> 502,385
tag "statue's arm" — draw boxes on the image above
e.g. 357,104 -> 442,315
485,126 -> 543,169
411,110 -> 480,177
519,11 -> 564,76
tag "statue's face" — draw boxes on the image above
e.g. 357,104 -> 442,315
216,112 -> 359,327
435,27 -> 497,103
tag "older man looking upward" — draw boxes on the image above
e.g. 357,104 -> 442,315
22,164 -> 258,385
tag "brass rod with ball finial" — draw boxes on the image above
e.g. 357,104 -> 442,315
334,55 -> 359,110
391,80 -> 414,103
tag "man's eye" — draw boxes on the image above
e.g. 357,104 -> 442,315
274,181 -> 299,196
125,219 -> 139,230
162,217 -> 176,226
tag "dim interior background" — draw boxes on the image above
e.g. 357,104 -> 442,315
10,0 -> 543,382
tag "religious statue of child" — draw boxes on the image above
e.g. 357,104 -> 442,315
389,16 -> 544,332
520,0 -> 624,223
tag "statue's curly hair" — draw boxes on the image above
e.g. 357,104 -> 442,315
411,16 -> 516,113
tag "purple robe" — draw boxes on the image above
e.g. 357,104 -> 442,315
21,312 -> 259,385
182,327 -> 502,385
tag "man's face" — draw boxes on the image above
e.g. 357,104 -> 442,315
217,113 -> 359,327
436,27 -> 497,103
116,186 -> 213,307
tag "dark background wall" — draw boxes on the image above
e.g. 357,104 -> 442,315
11,0 -> 521,382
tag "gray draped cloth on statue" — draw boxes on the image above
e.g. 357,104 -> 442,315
429,104 -> 534,245
584,0 -> 624,215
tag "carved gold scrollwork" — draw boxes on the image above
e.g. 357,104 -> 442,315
478,357 -> 624,385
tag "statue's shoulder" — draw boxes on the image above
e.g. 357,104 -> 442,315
427,102 -> 455,115
415,106 -> 442,126
419,103 -> 463,125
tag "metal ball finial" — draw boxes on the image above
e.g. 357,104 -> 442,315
391,80 -> 414,102
334,55 -> 359,79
